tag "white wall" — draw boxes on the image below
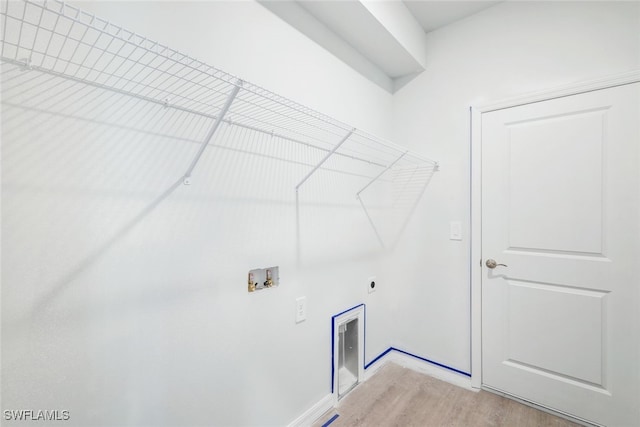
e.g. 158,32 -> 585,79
4,1 -> 640,426
1,2 -> 395,426
75,0 -> 394,139
390,1 -> 640,373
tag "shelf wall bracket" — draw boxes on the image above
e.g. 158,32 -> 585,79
355,150 -> 408,197
182,80 -> 243,184
295,128 -> 354,265
356,150 -> 406,248
357,194 -> 385,248
294,128 -> 355,192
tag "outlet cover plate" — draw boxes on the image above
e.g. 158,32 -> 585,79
295,297 -> 307,323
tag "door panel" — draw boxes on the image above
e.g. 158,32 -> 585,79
507,109 -> 605,254
481,83 -> 639,426
506,280 -> 606,387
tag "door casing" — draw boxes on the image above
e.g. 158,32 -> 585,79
469,70 -> 640,393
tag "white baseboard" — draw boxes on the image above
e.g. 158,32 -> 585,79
288,348 -> 475,426
287,393 -> 334,427
386,351 -> 476,392
363,355 -> 391,382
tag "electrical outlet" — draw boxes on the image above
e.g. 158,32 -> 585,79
295,297 -> 307,323
367,276 -> 377,293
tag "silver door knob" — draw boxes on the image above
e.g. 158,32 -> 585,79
486,259 -> 507,269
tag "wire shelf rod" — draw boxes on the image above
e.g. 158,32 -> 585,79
6,93 -> 174,150
6,10 -> 376,152
11,1 -> 357,132
25,0 -> 46,64
70,34 -> 123,85
3,76 -> 383,176
350,137 -> 413,161
39,7 -> 63,68
60,11 -> 94,76
2,0 -> 438,179
2,101 -> 392,187
1,56 -> 219,117
226,109 -> 340,151
11,2 -> 239,92
183,81 -> 242,180
295,129 -> 354,191
223,121 -> 383,167
357,132 -> 436,165
333,142 -> 404,166
2,101 -> 209,147
1,1 -> 8,58
1,67 -> 61,98
50,4 -> 81,71
356,151 -> 408,197
2,40 -> 233,115
1,60 -> 402,171
357,195 -> 386,248
6,2 -> 316,130
13,0 -> 27,61
232,93 -> 348,140
68,17 -> 108,80
106,37 -> 157,94
71,21 -> 125,81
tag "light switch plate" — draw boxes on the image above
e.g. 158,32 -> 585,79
295,297 -> 307,323
450,221 -> 462,241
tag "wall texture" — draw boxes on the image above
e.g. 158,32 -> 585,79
2,1 -> 640,426
390,0 -> 640,374
1,1 -> 395,426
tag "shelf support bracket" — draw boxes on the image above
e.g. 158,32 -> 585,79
183,80 -> 243,184
295,128 -> 354,265
295,128 -> 355,191
357,195 -> 386,248
355,150 -> 408,197
355,150 -> 407,249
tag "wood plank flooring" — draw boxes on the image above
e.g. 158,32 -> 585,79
313,363 -> 580,427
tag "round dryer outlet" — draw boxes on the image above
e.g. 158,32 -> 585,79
367,276 -> 377,293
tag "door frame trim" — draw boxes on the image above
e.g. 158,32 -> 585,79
469,70 -> 640,389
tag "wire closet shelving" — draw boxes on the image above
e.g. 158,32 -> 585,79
1,0 -> 439,248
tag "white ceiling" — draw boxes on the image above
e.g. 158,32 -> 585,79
260,1 -> 500,92
404,1 -> 501,33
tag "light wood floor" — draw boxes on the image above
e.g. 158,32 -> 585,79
313,363 -> 580,427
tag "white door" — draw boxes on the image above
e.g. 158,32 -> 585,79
481,83 -> 640,426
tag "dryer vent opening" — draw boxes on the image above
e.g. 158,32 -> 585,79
338,318 -> 359,399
